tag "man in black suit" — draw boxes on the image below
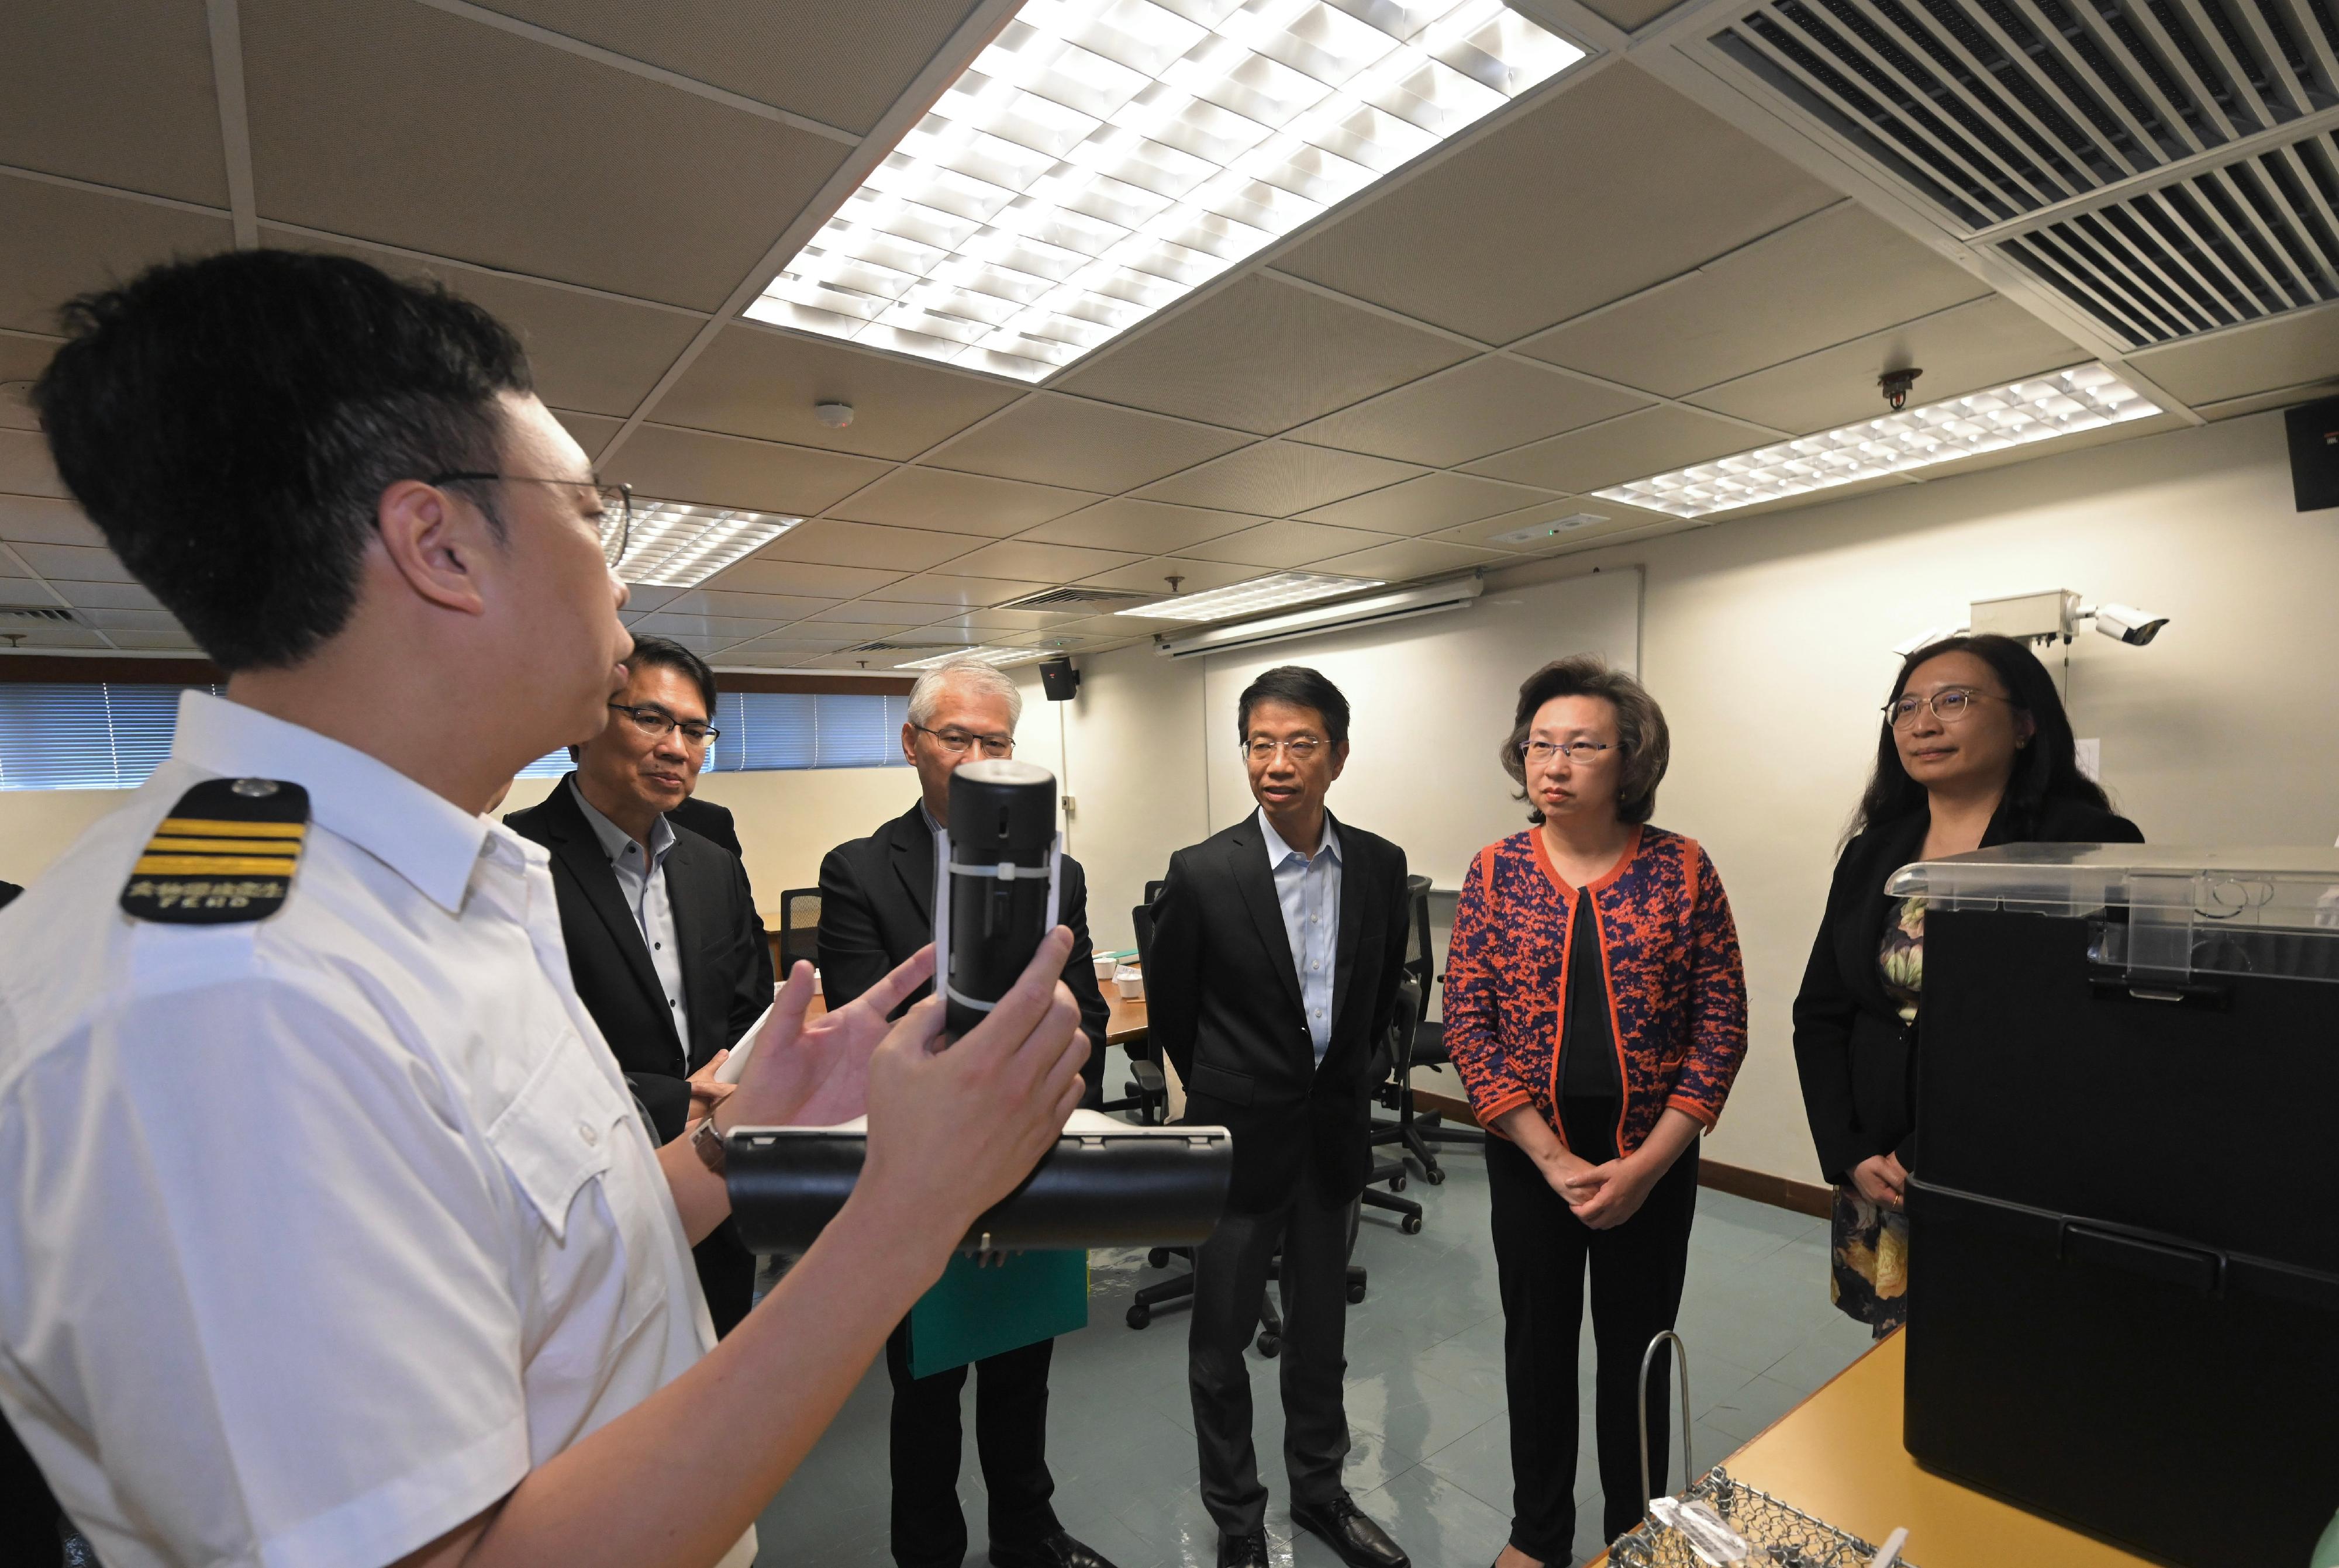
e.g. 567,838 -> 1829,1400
819,657 -> 1117,1568
1148,666 -> 1413,1568
505,637 -> 769,1333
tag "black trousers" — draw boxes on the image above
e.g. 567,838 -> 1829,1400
694,1218 -> 755,1338
885,1326 -> 1061,1567
1189,1175 -> 1354,1538
1485,1128 -> 1700,1560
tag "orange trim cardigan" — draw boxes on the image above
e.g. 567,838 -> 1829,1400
1443,825 -> 1748,1158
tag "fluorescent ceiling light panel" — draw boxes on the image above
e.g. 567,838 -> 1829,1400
620,502 -> 802,588
1592,364 -> 2159,521
1119,569 -> 1382,621
747,1 -> 1582,382
896,645 -> 1051,669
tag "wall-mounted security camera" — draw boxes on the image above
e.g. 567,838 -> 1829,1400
2086,603 -> 2169,646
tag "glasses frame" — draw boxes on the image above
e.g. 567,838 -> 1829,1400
1882,688 -> 2007,730
909,722 -> 1015,758
430,471 -> 633,571
1244,737 -> 1328,762
608,700 -> 719,748
1517,739 -> 1613,766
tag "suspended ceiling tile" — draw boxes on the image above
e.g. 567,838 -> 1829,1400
1020,497 -> 1261,554
8,541 -> 132,581
1516,205 -> 1993,397
862,573 -> 1054,607
1429,497 -> 1676,551
751,517 -> 980,573
1274,63 -> 1840,344
553,409 -> 626,460
701,557 -> 902,598
642,589 -> 838,620
258,227 -> 705,419
653,323 -> 1022,461
602,424 -> 892,515
1134,441 -> 1423,516
0,336 -> 54,431
1584,0 -> 1693,28
100,628 -> 203,650
1288,355 -> 1651,467
1464,404 -> 1763,492
920,607 -> 1093,633
1054,274 -> 1474,436
0,1 -> 227,205
1308,537 -> 1511,582
827,466 -> 1102,537
2127,299 -> 2339,407
1296,472 -> 1560,536
0,430 -> 68,499
801,607 -> 923,632
1074,557 -> 1261,595
1179,519 -> 1398,569
36,578 -> 163,610
1684,296 -> 2084,435
240,0 -> 848,311
2193,379 -> 2339,422
0,625 -> 108,648
63,606 -> 182,631
0,496 -> 102,547
626,612 -> 798,641
467,0 -> 982,137
934,539 -> 1147,582
923,393 -> 1253,492
0,175 -> 234,335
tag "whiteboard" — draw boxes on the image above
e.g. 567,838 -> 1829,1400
1200,567 -> 1641,890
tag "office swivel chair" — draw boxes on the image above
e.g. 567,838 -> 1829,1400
1374,875 -> 1485,1184
1099,892 -> 1170,1124
1358,978 -> 1425,1234
777,888 -> 821,977
1124,883 -> 1369,1351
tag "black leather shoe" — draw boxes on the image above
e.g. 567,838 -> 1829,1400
989,1531 -> 1119,1568
1217,1530 -> 1270,1568
1289,1497 -> 1409,1568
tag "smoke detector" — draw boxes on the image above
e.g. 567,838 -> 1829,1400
815,400 -> 854,430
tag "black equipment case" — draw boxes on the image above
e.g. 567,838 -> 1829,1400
1898,845 -> 2339,1567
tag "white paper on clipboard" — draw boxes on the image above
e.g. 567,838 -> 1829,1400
713,997 -> 777,1085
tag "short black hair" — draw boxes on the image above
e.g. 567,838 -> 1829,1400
625,636 -> 719,714
1237,665 -> 1350,749
32,249 -> 534,671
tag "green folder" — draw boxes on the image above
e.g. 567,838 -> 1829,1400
905,1249 -> 1089,1379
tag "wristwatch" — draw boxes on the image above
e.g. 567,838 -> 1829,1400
691,1114 -> 729,1177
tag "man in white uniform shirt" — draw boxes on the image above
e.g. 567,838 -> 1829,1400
0,250 -> 1091,1568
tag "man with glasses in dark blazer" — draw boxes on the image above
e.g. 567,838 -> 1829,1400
1148,665 -> 1414,1568
818,655 -> 1117,1568
506,636 -> 770,1332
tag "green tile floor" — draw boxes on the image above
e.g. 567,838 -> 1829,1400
754,1151 -> 1875,1568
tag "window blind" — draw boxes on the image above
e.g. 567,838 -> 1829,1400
0,683 -> 220,792
516,691 -> 909,781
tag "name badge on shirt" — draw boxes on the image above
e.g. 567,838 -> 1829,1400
119,778 -> 310,924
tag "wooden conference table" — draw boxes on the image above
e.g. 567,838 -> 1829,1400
1592,1331 -> 2154,1567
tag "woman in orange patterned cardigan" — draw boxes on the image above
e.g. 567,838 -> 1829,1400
1445,657 -> 1747,1568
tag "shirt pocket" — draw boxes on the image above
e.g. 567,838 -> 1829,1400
487,1034 -> 627,1245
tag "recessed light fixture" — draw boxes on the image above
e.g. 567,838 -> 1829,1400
1116,569 -> 1382,621
1592,364 -> 2159,521
620,502 -> 802,588
895,645 -> 1051,670
747,1 -> 1584,382
1487,512 -> 1606,544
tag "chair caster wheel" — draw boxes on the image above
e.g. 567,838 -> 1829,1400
1400,1214 -> 1423,1236
1425,1166 -> 1447,1185
1147,1248 -> 1171,1269
1127,1304 -> 1151,1329
1347,1282 -> 1367,1304
1389,1175 -> 1406,1193
1257,1332 -> 1281,1358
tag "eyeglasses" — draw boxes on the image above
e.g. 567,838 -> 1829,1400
609,702 -> 719,747
1245,737 -> 1326,762
1883,689 -> 2009,729
911,723 -> 1014,758
430,472 -> 633,571
1519,740 -> 1613,766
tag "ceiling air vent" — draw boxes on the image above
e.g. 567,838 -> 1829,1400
997,586 -> 1150,612
0,605 -> 77,624
839,640 -> 955,655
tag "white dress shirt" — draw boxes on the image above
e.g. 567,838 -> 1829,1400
0,692 -> 750,1568
568,775 -> 691,1068
1259,806 -> 1343,1063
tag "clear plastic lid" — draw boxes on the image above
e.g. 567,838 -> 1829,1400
1886,844 -> 2339,984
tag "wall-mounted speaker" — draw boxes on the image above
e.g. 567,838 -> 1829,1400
2284,394 -> 2339,512
1039,657 -> 1080,702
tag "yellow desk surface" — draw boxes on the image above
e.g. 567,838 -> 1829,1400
1597,1332 -> 2154,1567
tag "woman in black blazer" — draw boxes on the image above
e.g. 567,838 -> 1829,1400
1792,634 -> 2141,1335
